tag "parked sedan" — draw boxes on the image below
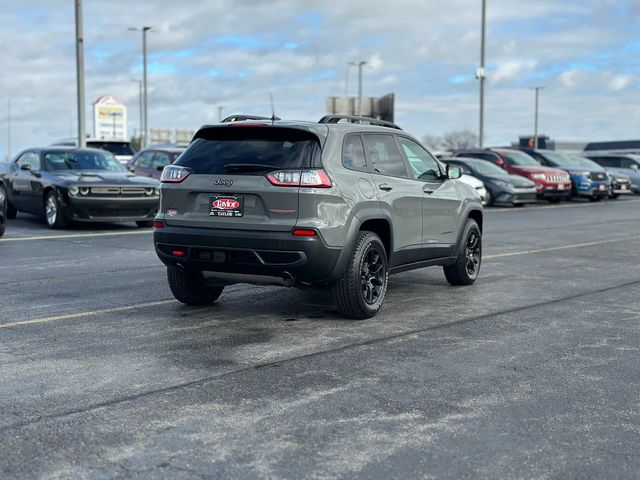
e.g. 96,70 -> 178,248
582,153 -> 640,193
442,158 -> 537,206
0,147 -> 160,229
457,173 -> 487,205
453,148 -> 572,202
515,148 -> 609,201
569,155 -> 632,199
127,146 -> 185,180
0,180 -> 6,236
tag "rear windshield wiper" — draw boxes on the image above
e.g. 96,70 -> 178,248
223,163 -> 280,173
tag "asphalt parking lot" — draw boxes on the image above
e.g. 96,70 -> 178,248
1,198 -> 640,479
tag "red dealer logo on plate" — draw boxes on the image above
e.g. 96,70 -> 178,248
212,199 -> 239,210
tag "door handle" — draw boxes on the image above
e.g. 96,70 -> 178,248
423,187 -> 434,194
378,184 -> 393,191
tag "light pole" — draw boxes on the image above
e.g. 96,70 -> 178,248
530,86 -> 545,149
129,26 -> 152,148
476,0 -> 487,148
349,61 -> 367,116
75,0 -> 86,147
218,106 -> 224,122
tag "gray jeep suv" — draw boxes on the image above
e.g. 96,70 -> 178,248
154,115 -> 483,319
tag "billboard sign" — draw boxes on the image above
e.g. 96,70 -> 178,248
93,95 -> 127,140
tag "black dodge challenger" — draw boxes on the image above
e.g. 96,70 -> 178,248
0,147 -> 160,229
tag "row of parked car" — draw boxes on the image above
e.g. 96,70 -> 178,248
1,125 -> 638,238
436,147 -> 637,207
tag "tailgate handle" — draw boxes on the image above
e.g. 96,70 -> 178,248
378,184 -> 393,192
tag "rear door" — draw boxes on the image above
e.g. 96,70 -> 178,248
362,134 -> 423,266
11,151 -> 43,213
162,126 -> 321,232
397,137 -> 460,251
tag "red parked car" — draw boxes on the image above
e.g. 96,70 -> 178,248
453,148 -> 572,202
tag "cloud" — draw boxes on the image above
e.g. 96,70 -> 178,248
490,59 -> 539,84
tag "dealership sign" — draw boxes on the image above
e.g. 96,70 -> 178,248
93,95 -> 128,140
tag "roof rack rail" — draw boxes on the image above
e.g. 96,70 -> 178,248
318,115 -> 402,130
221,114 -> 281,123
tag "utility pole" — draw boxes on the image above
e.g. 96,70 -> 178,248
7,98 -> 11,160
75,0 -> 86,147
129,26 -> 152,148
350,61 -> 367,116
477,0 -> 487,148
530,86 -> 545,149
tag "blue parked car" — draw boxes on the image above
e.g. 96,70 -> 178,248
515,148 -> 609,201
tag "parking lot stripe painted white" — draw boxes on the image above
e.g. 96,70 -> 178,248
488,198 -> 640,213
484,235 -> 640,259
3,234 -> 639,330
0,230 -> 152,242
0,299 -> 175,329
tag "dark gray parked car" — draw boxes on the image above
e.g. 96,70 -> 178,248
0,147 -> 160,228
153,116 -> 483,319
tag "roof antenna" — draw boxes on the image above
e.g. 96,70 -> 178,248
269,93 -> 276,124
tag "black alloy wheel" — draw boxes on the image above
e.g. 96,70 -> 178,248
444,219 -> 482,286
360,245 -> 385,305
464,230 -> 481,280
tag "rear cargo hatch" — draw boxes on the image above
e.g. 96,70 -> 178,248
161,126 -> 322,232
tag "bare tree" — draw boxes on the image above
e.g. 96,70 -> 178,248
440,130 -> 479,150
421,135 -> 443,151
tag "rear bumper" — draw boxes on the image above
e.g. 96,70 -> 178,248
154,224 -> 342,285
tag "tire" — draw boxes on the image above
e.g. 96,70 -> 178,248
548,197 -> 562,204
0,184 -> 6,237
609,194 -> 619,200
332,231 -> 389,320
136,220 -> 154,228
513,202 -> 525,208
443,219 -> 481,286
44,191 -> 68,229
589,196 -> 602,202
3,183 -> 17,220
167,266 -> 224,306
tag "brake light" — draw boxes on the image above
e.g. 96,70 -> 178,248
161,165 -> 191,183
292,229 -> 317,237
153,220 -> 165,229
228,123 -> 265,127
267,169 -> 332,188
172,250 -> 186,257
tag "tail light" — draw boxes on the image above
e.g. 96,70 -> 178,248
291,229 -> 317,237
153,220 -> 165,229
161,165 -> 191,183
267,169 -> 332,188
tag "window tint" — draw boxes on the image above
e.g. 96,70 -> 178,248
87,141 -> 135,156
175,127 -> 321,175
342,134 -> 367,171
621,158 -> 639,169
152,152 -> 171,169
363,134 -> 408,178
135,151 -> 154,168
460,152 -> 497,161
16,152 -> 41,171
398,137 -> 441,181
593,157 -> 620,168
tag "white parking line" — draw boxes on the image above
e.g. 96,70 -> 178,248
0,230 -> 151,242
0,299 -> 175,330
488,198 -> 640,213
484,235 -> 640,259
3,233 -> 640,330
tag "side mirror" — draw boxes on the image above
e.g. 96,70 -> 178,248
494,158 -> 506,168
631,164 -> 639,171
447,165 -> 462,180
157,165 -> 165,171
20,163 -> 32,171
127,165 -> 135,172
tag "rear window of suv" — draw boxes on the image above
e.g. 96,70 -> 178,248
174,127 -> 321,175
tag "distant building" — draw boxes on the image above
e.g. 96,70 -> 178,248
326,93 -> 395,122
512,135 -> 640,154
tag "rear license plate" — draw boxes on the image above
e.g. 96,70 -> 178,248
621,185 -> 628,190
599,184 -> 607,191
557,184 -> 564,191
209,196 -> 244,217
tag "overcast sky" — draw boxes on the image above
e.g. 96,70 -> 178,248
1,0 -> 639,156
